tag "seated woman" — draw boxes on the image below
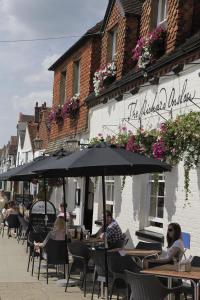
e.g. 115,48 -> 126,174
146,223 -> 184,268
5,201 -> 18,218
34,216 -> 67,251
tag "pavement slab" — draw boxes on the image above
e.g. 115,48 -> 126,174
0,234 -> 91,300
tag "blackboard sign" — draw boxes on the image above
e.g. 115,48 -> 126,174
29,200 -> 56,231
15,194 -> 33,209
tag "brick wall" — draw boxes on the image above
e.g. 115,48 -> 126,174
38,109 -> 50,149
192,0 -> 200,34
140,0 -> 196,54
50,38 -> 101,141
101,1 -> 139,80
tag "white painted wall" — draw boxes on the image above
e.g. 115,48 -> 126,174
22,126 -> 34,163
88,59 -> 200,255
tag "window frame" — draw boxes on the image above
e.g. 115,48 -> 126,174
59,70 -> 67,105
147,173 -> 165,231
73,59 -> 81,95
108,26 -> 118,62
105,176 -> 115,213
157,0 -> 167,27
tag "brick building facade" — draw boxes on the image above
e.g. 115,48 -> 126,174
46,22 -> 102,153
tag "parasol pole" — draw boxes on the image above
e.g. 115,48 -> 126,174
43,176 -> 48,231
62,176 -> 67,279
102,173 -> 109,300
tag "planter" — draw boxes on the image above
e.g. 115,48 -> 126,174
103,76 -> 116,88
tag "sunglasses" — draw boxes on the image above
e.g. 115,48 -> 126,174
168,228 -> 173,232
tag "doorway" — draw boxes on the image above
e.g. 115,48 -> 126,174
83,177 -> 94,232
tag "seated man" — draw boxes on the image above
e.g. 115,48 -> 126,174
100,210 -> 125,249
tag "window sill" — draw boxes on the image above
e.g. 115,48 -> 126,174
136,229 -> 164,244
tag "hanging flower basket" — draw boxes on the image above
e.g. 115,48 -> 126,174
49,105 -> 64,125
132,26 -> 166,76
93,61 -> 117,96
90,112 -> 200,204
62,94 -> 80,120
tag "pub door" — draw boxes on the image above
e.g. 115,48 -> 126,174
83,177 -> 94,232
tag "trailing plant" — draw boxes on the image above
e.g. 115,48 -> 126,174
62,94 -> 80,120
93,61 -> 117,96
48,105 -> 63,125
132,26 -> 166,76
89,112 -> 200,203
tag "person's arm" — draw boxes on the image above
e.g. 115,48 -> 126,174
145,247 -> 180,268
35,232 -> 51,248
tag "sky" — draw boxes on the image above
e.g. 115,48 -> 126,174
0,0 -> 108,147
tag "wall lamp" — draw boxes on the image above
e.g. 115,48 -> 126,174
115,94 -> 123,102
130,86 -> 140,95
149,76 -> 160,85
172,64 -> 184,75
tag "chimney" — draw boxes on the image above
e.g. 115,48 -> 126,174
34,102 -> 40,123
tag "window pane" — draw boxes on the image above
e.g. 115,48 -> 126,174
108,27 -> 118,62
157,197 -> 164,218
148,173 -> 165,228
73,60 -> 80,95
149,196 -> 157,218
158,182 -> 165,196
60,71 -> 66,104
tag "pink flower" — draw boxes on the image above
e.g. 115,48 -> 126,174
152,139 -> 166,160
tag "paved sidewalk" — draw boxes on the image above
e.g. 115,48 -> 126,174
0,235 -> 91,300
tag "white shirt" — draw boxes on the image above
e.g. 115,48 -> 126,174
167,239 -> 184,261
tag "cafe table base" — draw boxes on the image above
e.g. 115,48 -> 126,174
142,264 -> 200,300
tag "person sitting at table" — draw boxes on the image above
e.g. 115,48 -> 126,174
100,210 -> 125,249
57,202 -> 74,225
146,223 -> 184,268
5,201 -> 18,218
34,216 -> 67,252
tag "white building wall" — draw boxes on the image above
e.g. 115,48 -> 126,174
22,126 -> 34,163
88,59 -> 200,255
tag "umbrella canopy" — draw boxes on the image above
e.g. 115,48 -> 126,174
0,164 -> 30,181
33,144 -> 171,177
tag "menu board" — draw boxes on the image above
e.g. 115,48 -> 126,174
15,194 -> 33,209
29,200 -> 56,231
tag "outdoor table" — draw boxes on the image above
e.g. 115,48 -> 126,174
108,248 -> 161,257
142,264 -> 200,300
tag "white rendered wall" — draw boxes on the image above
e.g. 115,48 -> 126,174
88,60 -> 200,254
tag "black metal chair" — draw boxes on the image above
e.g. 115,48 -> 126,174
2,214 -> 20,238
27,230 -> 47,276
38,239 -> 68,284
108,254 -> 141,300
65,241 -> 92,297
91,249 -> 110,300
125,270 -> 183,300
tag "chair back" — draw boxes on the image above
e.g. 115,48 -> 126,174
6,214 -> 20,228
93,249 -> 107,277
18,215 -> 28,231
191,256 -> 200,267
108,254 -> 141,275
182,232 -> 190,250
136,241 -> 162,252
45,239 -> 68,265
125,271 -> 169,300
68,241 -> 91,262
28,230 -> 47,245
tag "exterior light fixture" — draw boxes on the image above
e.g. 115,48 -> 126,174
130,86 -> 140,95
115,94 -> 123,102
149,76 -> 159,85
172,64 -> 184,75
